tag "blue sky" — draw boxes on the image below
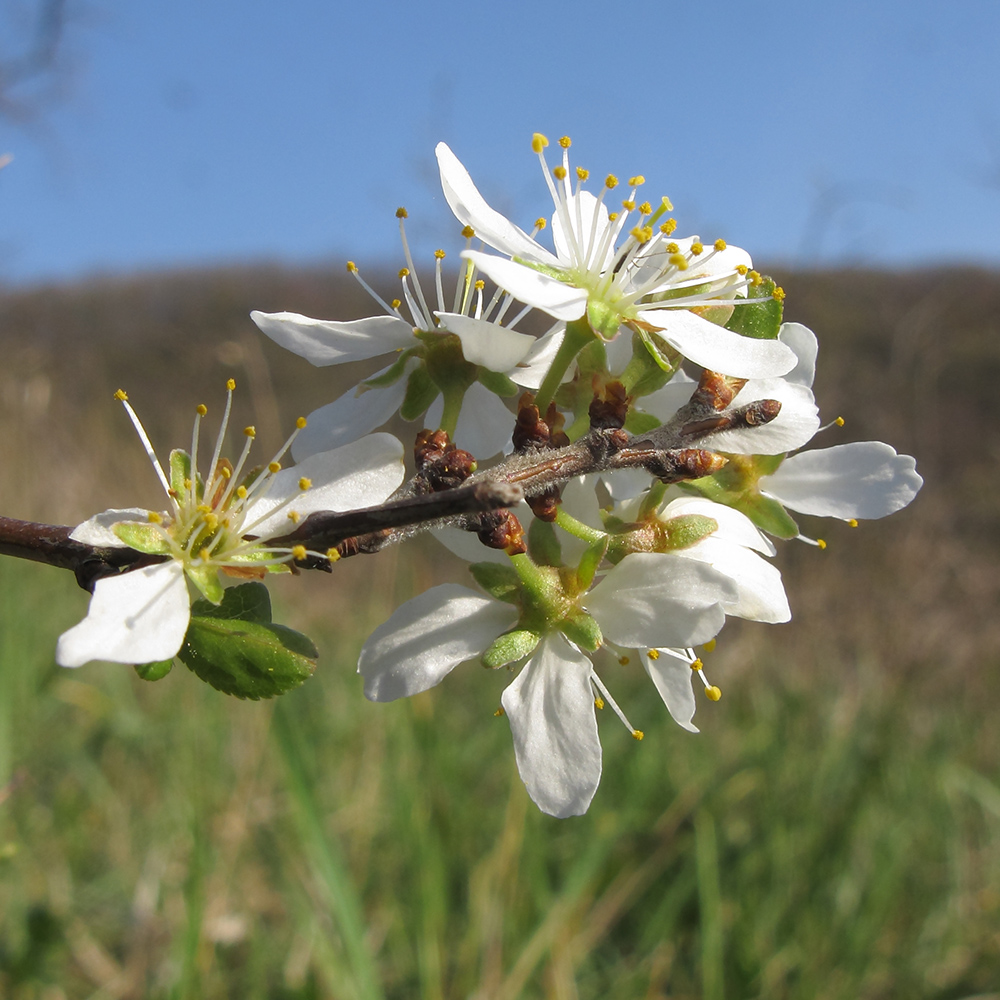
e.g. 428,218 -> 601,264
1,0 -> 998,286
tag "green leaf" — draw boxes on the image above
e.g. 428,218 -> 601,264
527,518 -> 562,567
469,562 -> 522,604
482,629 -> 540,669
399,365 -> 440,421
624,409 -> 661,435
725,276 -> 783,340
181,585 -> 317,700
134,659 -> 173,681
112,521 -> 171,555
477,367 -> 519,398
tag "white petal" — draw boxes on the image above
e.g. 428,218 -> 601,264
678,537 -> 791,623
628,240 -> 753,296
435,311 -> 536,371
500,635 -> 601,818
636,370 -> 698,424
778,322 -> 818,387
604,327 -> 636,375
247,433 -> 405,536
602,469 -> 655,502
587,553 -> 735,649
698,379 -> 820,455
551,191 -> 614,271
358,584 -> 517,701
462,251 -> 588,322
660,497 -> 776,555
56,561 -> 189,668
427,381 -> 514,459
508,326 -> 567,389
761,442 -> 923,519
69,508 -> 155,547
636,308 -> 797,378
251,311 -> 415,366
643,652 -> 699,733
291,373 -> 411,461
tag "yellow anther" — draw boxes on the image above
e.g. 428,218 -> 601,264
398,267 -> 410,279
226,378 -> 236,391
296,416 -> 307,429
576,166 -> 589,181
817,539 -> 827,550
702,639 -> 717,652
608,212 -> 619,221
705,686 -> 722,702
461,224 -> 475,239
628,175 -> 645,186
558,135 -> 571,148
553,165 -> 567,180
196,403 -> 208,416
595,696 -> 605,710
391,298 -> 401,309
287,511 -> 301,523
197,504 -> 212,514
396,207 -> 408,219
243,426 -> 256,438
647,649 -> 660,660
346,261 -> 358,273
494,706 -> 506,717
291,545 -> 307,561
660,218 -> 678,235
203,513 -> 219,531
268,461 -> 281,474
605,174 -> 618,189
639,201 -> 652,215
236,485 -> 247,499
736,264 -> 749,275
772,286 -> 786,302
147,511 -> 163,524
473,280 -> 485,292
749,270 -> 762,285
199,547 -> 212,562
534,217 -> 547,230
630,226 -> 653,243
326,547 -> 341,562
220,466 -> 232,479
691,242 -> 704,255
848,518 -> 859,528
114,388 -> 128,401
618,655 -> 630,666
621,199 -> 636,211
669,254 -> 688,270
632,729 -> 644,741
434,249 -> 446,260
531,133 -> 549,152
665,242 -> 679,254
714,238 -> 727,251
691,659 -> 704,671
298,477 -> 312,491
835,416 -> 845,426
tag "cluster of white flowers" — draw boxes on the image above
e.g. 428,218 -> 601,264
59,134 -> 923,818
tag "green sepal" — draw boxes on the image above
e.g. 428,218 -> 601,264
559,610 -> 603,652
575,336 -> 607,378
577,536 -> 609,591
620,332 -> 680,396
637,329 -> 682,373
528,518 -> 562,567
587,298 -> 622,341
482,629 -> 540,669
181,582 -> 318,700
423,333 -> 478,395
134,659 -> 173,681
112,521 -> 171,555
399,366 -> 440,421
184,562 -> 224,604
469,562 -> 522,604
624,409 -> 661,435
726,276 -> 783,340
477,367 -> 519,398
169,449 -> 195,504
363,347 -> 420,388
661,513 -> 719,551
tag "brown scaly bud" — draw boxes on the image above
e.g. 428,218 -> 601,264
546,403 -> 570,448
414,428 -> 452,469
681,397 -> 782,439
692,370 -> 747,412
476,509 -> 527,554
412,428 -> 478,493
333,529 -> 394,559
643,448 -> 728,484
588,380 -> 630,431
527,486 -> 562,522
512,393 -> 551,452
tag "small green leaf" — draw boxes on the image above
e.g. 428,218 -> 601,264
477,367 -> 519,398
559,610 -> 603,652
190,581 -> 273,623
482,629 -> 540,669
577,536 -> 608,591
725,276 -> 783,340
528,518 -> 562,567
624,409 -> 661,435
112,521 -> 171,555
134,659 -> 173,681
399,366 -> 440,421
469,562 -> 522,604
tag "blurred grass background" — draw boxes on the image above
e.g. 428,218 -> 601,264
0,266 -> 998,999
